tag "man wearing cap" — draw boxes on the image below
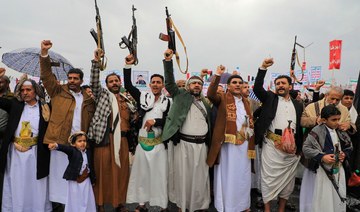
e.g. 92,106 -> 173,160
0,71 -> 51,211
40,40 -> 95,211
162,49 -> 212,212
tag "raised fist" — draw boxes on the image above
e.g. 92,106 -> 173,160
260,58 -> 274,70
164,49 -> 173,61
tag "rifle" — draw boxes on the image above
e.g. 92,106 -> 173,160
90,0 -> 107,70
159,7 -> 188,74
119,5 -> 138,65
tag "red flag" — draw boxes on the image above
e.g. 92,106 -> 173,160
329,40 -> 342,70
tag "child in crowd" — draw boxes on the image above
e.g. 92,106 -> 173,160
302,104 -> 352,212
48,131 -> 96,212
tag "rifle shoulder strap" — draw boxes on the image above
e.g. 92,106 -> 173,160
314,101 -> 320,117
170,18 -> 189,74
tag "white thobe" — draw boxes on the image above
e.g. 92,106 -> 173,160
214,96 -> 251,212
261,96 -> 300,203
49,91 -> 83,204
65,150 -> 96,212
2,102 -> 52,212
172,101 -> 210,212
127,96 -> 168,208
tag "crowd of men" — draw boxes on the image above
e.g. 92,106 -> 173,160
0,39 -> 359,212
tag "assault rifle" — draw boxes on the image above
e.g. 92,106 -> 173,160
159,7 -> 176,56
159,7 -> 188,74
90,0 -> 107,70
119,5 -> 138,65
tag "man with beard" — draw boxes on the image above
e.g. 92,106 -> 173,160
206,65 -> 253,212
253,58 -> 304,212
87,50 -> 136,212
301,86 -> 354,133
123,55 -> 171,212
40,40 -> 95,211
0,70 -> 51,211
162,49 -> 212,212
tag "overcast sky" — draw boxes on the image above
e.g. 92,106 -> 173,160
1,0 -> 359,85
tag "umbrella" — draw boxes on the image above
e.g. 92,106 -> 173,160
2,47 -> 74,81
207,72 -> 232,84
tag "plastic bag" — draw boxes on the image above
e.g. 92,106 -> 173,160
281,120 -> 296,154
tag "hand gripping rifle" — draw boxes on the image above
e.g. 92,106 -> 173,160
289,36 -> 313,85
90,0 -> 107,70
119,5 -> 138,65
159,7 -> 189,74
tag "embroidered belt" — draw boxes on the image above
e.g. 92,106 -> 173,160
14,136 -> 38,148
179,133 -> 206,144
224,132 -> 246,145
138,136 -> 162,146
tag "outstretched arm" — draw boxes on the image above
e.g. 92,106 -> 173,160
89,49 -> 103,100
123,54 -> 141,103
207,65 -> 225,106
39,40 -> 62,97
163,49 -> 179,97
253,58 -> 274,103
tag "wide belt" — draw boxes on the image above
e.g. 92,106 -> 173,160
266,130 -> 282,149
14,136 -> 38,148
138,136 -> 162,146
179,133 -> 206,144
224,132 -> 246,145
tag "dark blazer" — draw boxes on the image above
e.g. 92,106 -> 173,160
0,98 -> 50,179
253,69 -> 304,154
56,144 -> 96,184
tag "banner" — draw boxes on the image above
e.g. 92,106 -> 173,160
329,40 -> 342,70
310,66 -> 322,82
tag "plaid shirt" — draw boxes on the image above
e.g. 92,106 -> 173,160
87,61 -> 112,144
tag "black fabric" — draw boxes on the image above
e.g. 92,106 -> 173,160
0,98 -> 50,179
253,69 -> 304,154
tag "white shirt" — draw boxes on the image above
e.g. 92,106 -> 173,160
70,90 -> 83,134
180,100 -> 208,136
269,96 -> 297,134
79,150 -> 89,175
15,102 -> 40,137
235,96 -> 247,131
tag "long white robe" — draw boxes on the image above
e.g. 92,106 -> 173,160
126,93 -> 169,208
214,96 -> 251,212
49,150 -> 69,204
64,150 -> 96,212
172,102 -> 210,212
261,138 -> 300,203
214,142 -> 251,212
127,144 -> 168,208
2,144 -> 52,212
2,102 -> 51,212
